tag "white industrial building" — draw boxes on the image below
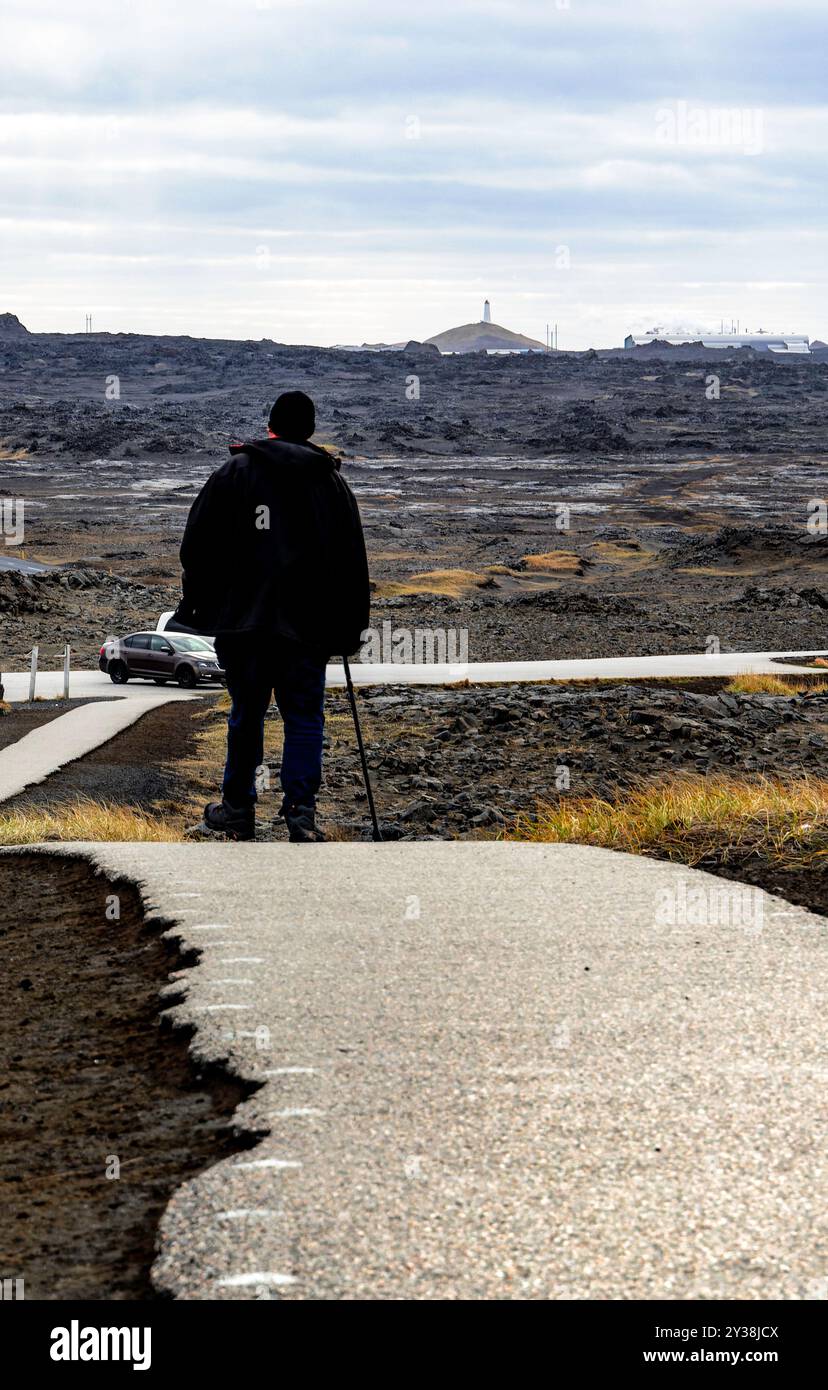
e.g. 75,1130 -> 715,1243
625,330 -> 811,354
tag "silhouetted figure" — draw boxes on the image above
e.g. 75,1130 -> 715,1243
176,391 -> 369,840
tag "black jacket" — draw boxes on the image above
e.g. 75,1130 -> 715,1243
176,438 -> 370,655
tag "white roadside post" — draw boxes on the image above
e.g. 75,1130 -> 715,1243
63,643 -> 71,699
29,644 -> 38,701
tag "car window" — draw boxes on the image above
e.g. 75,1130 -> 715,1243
127,634 -> 152,649
151,636 -> 173,653
171,636 -> 215,652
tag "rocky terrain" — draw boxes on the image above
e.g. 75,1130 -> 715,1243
0,567 -> 172,667
2,329 -> 827,460
322,680 -> 828,838
1,329 -> 827,669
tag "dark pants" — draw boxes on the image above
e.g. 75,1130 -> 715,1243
215,635 -> 327,812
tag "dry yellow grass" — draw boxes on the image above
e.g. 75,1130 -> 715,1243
0,798 -> 186,845
510,773 -> 828,868
519,550 -> 582,573
172,691 -> 236,819
374,568 -> 492,599
591,539 -> 654,567
0,694 -> 232,845
725,674 -> 828,696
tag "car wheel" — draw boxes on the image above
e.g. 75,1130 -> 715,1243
177,665 -> 197,689
153,678 -> 168,685
109,660 -> 129,684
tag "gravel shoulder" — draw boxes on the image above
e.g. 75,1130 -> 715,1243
0,852 -> 261,1299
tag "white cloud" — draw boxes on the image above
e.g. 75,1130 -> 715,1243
1,0 -> 826,344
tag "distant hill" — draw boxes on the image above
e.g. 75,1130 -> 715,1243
0,313 -> 29,336
426,319 -> 546,353
403,339 -> 440,354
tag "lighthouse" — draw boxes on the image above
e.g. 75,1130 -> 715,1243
483,299 -> 491,323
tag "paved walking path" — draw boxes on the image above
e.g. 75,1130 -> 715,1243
26,840 -> 828,1301
332,648 -> 828,685
0,688 -> 198,803
2,646 -> 826,705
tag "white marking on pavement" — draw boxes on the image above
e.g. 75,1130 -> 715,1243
194,1003 -> 252,1012
234,1158 -> 302,1170
271,1108 -> 324,1119
212,978 -> 255,985
218,957 -> 265,964
217,1272 -> 296,1288
216,1209 -> 282,1221
189,923 -> 233,931
262,1067 -> 317,1076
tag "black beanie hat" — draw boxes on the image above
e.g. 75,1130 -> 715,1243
268,390 -> 315,441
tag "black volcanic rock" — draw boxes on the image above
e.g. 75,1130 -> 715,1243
403,340 -> 440,355
666,525 -> 828,570
0,313 -> 29,336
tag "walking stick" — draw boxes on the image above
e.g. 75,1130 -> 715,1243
343,655 -> 382,841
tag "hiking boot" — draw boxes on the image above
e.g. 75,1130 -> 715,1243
202,799 -> 255,841
280,801 -> 325,843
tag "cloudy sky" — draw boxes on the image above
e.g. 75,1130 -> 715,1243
2,0 -> 826,347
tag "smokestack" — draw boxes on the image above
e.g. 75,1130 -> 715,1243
483,299 -> 491,323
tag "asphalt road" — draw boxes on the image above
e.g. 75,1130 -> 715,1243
2,647 -> 826,702
336,649 -> 828,685
0,553 -> 53,574
39,840 -> 828,1301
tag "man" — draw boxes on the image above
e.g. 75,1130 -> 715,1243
175,390 -> 369,842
